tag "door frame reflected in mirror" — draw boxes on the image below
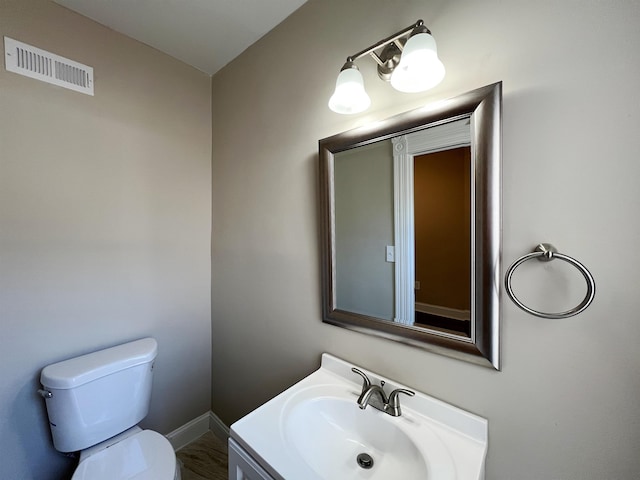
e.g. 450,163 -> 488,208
319,82 -> 502,369
391,119 -> 472,328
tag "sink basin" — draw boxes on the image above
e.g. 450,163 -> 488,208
230,354 -> 488,480
282,387 -> 455,479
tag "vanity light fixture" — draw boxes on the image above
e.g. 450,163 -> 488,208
328,19 -> 445,114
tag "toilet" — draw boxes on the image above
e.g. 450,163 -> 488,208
39,337 -> 180,480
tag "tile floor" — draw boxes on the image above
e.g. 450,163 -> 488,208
176,431 -> 229,480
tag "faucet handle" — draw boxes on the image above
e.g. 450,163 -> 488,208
388,388 -> 415,404
386,388 -> 415,416
351,367 -> 371,391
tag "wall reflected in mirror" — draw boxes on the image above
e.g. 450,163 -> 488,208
334,141 -> 395,321
414,146 -> 471,335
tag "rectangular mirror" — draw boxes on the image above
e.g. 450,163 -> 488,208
319,82 -> 502,369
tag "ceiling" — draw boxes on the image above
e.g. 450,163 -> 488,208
53,0 -> 308,75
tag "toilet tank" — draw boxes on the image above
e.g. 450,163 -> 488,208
40,338 -> 158,452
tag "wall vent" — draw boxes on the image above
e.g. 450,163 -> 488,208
4,37 -> 94,96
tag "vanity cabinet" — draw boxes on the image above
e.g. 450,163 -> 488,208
228,438 -> 275,480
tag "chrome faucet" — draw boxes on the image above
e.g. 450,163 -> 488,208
351,367 -> 415,417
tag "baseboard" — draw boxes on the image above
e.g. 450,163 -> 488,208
415,302 -> 470,321
208,410 -> 230,440
167,411 -> 229,451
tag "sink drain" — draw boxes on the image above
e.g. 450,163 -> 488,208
356,453 -> 374,469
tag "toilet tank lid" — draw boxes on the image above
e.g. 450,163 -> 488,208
41,338 -> 158,390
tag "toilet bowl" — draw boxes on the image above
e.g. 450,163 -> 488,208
71,427 -> 180,480
39,338 -> 180,480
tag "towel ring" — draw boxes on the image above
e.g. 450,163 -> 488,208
505,243 -> 595,319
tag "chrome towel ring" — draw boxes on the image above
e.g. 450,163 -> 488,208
505,243 -> 595,319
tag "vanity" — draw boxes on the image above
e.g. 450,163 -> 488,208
229,353 -> 488,480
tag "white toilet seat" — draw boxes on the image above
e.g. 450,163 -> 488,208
71,429 -> 178,480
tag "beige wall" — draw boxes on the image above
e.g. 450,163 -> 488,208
212,1 -> 640,479
0,1 -> 212,478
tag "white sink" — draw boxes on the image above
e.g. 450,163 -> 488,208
282,386 -> 456,479
231,354 -> 488,480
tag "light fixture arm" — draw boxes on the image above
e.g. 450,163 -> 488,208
343,20 -> 429,67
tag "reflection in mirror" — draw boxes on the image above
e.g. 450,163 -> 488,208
320,83 -> 501,369
334,141 -> 394,321
414,145 -> 471,335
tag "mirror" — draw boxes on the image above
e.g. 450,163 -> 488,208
319,82 -> 501,369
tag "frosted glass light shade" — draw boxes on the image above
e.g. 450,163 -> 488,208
328,67 -> 371,114
390,32 -> 445,93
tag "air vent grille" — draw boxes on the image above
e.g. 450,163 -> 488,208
4,37 -> 94,96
